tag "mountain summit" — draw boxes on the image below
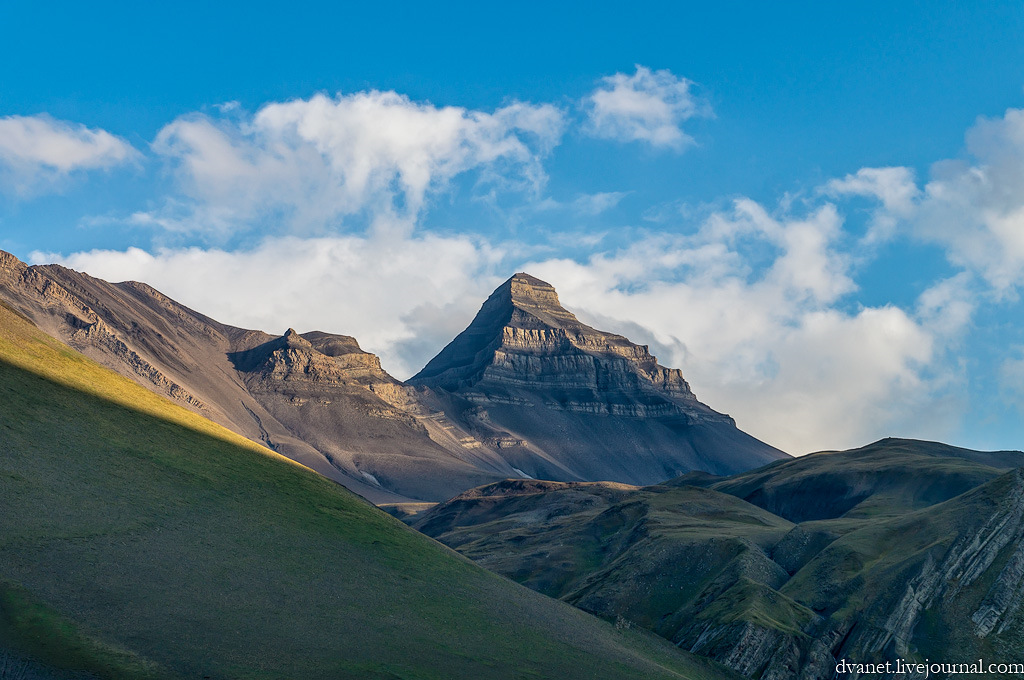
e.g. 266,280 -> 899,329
411,273 -> 787,482
413,273 -> 707,415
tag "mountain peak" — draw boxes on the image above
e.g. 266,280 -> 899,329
410,273 -> 703,410
503,272 -> 558,305
494,273 -> 585,331
409,273 -> 787,482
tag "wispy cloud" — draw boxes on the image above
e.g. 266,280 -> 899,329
583,65 -> 712,150
824,166 -> 919,243
0,114 -> 138,195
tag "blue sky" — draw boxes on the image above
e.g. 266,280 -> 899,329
3,1 -> 1024,454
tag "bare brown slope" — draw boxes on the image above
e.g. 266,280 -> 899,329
0,250 -> 515,502
409,273 -> 789,483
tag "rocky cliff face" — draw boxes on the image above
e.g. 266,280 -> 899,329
411,273 -> 787,482
412,273 -> 713,418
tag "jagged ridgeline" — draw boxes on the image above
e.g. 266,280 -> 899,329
0,251 -> 785,504
0,300 -> 741,680
415,439 -> 1024,679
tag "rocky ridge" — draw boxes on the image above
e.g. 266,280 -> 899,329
0,249 -> 516,503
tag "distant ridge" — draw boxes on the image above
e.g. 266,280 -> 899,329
414,437 -> 1024,678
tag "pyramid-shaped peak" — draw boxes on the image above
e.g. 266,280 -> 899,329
491,273 -> 584,331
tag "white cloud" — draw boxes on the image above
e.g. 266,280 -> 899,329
148,91 -> 566,236
44,194 -> 972,455
534,191 -> 629,217
830,108 -> 1024,292
824,166 -> 920,242
584,65 -> 711,149
0,114 -> 138,193
572,191 -> 629,216
912,108 -> 1024,292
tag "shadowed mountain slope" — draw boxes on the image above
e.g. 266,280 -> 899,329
409,273 -> 788,484
0,300 -> 739,680
414,438 -> 1024,678
0,249 -> 518,503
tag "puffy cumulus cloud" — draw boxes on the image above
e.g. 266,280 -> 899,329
0,114 -> 138,193
831,108 -> 1024,292
44,194 -> 973,454
149,91 -> 566,236
524,199 -> 965,454
584,65 -> 711,150
40,233 -> 506,378
913,107 -> 1024,292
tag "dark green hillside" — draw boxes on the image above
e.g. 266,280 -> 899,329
0,303 -> 735,680
415,481 -> 796,646
708,437 -> 1019,522
416,441 -> 1024,677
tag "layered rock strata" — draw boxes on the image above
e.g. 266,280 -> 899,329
410,273 -> 787,483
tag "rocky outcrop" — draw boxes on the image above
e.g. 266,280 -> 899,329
412,274 -> 714,419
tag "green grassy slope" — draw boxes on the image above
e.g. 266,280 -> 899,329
0,302 -> 737,680
415,443 -> 1024,677
415,481 -> 795,644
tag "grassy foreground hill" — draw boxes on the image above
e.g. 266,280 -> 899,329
0,301 -> 736,680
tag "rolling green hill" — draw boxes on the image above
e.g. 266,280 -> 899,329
0,301 -> 737,680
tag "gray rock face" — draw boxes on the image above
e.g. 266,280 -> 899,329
411,273 -> 788,482
413,274 -> 709,416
